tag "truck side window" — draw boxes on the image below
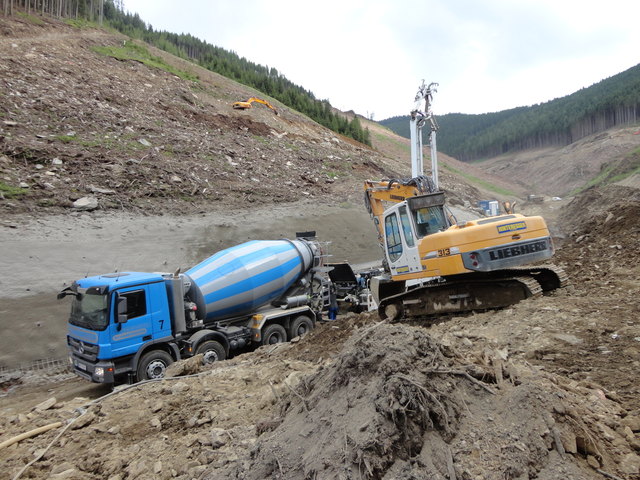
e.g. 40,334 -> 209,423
120,290 -> 147,319
398,206 -> 415,247
384,213 -> 403,262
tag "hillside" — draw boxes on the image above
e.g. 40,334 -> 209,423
0,15 -> 506,220
477,127 -> 640,197
381,63 -> 640,162
0,17 -> 384,217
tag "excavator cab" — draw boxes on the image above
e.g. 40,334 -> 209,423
408,193 -> 450,237
381,192 -> 454,278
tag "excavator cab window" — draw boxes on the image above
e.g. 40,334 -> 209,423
413,205 -> 448,237
384,213 -> 403,262
398,206 -> 415,247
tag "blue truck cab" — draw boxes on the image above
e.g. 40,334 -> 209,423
63,272 -> 176,383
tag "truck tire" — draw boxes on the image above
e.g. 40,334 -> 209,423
137,350 -> 173,381
195,340 -> 226,365
261,323 -> 287,346
289,315 -> 313,339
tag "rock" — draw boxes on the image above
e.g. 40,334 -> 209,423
586,455 -> 600,468
72,196 -> 98,211
49,468 -> 78,478
3,120 -> 18,126
72,411 -> 96,429
170,175 -> 182,183
89,185 -> 115,195
553,334 -> 583,345
19,182 -> 29,188
150,417 -> 162,429
51,463 -> 76,475
210,428 -> 227,449
52,158 -> 63,165
189,465 -> 207,476
166,355 -> 203,377
624,426 -> 635,442
34,397 -> 57,412
170,381 -> 190,394
138,138 -> 151,147
153,461 -> 162,474
561,431 -> 577,454
619,452 -> 640,475
623,414 -> 640,432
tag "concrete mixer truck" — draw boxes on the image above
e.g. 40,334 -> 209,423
58,234 -> 327,384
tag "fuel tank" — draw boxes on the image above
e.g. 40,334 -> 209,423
185,239 -> 318,321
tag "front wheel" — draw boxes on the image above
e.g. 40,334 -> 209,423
137,350 -> 173,381
195,340 -> 226,365
261,323 -> 287,346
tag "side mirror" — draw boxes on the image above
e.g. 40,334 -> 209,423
115,293 -> 128,324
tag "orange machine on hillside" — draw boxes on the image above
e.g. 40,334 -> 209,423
364,82 -> 566,320
232,97 -> 278,115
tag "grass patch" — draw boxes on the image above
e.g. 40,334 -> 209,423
17,11 -> 45,25
373,132 -> 410,153
55,134 -> 77,143
570,148 -> 640,195
442,162 -> 517,196
64,18 -> 96,29
0,182 -> 27,198
92,41 -> 198,82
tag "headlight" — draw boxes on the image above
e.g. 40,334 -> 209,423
94,367 -> 104,378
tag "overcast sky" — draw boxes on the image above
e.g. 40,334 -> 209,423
123,0 -> 639,120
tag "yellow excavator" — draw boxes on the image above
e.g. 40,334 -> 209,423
365,82 -> 567,320
232,97 -> 279,115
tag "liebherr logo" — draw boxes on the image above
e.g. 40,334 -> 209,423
489,240 -> 547,261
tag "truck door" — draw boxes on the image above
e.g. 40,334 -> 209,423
384,205 -> 421,276
108,286 -> 153,359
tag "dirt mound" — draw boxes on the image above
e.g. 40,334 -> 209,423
4,320 -> 639,480
555,184 -> 640,296
229,323 -> 636,480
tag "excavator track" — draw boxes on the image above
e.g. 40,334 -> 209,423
378,264 -> 568,321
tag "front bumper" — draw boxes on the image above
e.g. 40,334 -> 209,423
69,353 -> 115,384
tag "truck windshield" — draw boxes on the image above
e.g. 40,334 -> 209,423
69,292 -> 109,330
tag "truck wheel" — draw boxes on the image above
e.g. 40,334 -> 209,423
196,340 -> 226,365
289,315 -> 313,339
261,324 -> 287,346
137,350 -> 173,381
